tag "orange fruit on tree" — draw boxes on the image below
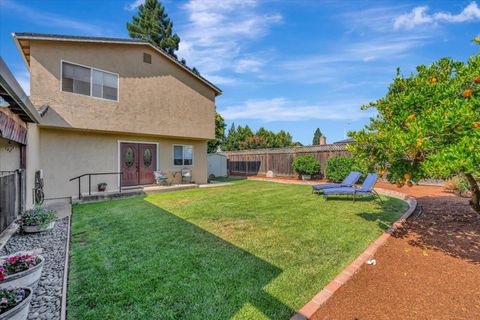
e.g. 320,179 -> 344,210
429,77 -> 437,84
416,138 -> 422,147
475,76 -> 480,83
462,89 -> 473,98
407,114 -> 416,120
474,123 -> 479,129
404,173 -> 411,180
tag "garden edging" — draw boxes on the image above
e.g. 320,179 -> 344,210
291,188 -> 417,320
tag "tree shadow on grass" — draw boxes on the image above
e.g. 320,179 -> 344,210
69,198 -> 294,320
391,194 -> 480,264
356,197 -> 408,231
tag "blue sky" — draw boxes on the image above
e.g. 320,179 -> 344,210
1,0 -> 479,144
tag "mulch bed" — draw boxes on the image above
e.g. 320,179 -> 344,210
312,183 -> 480,320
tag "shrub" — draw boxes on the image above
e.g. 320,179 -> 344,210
325,156 -> 367,182
20,206 -> 57,228
444,175 -> 469,195
292,155 -> 321,176
325,156 -> 358,182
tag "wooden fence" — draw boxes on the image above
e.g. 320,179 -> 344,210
0,171 -> 20,234
220,144 -> 350,177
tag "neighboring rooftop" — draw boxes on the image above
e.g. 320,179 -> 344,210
0,56 -> 40,123
333,138 -> 354,144
12,32 -> 222,96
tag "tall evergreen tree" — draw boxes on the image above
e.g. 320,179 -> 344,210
312,128 -> 323,145
127,0 -> 180,58
223,123 -> 238,151
207,112 -> 226,153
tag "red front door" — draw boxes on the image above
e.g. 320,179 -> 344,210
138,143 -> 157,185
120,143 -> 157,186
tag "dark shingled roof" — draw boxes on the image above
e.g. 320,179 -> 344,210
12,32 -> 222,95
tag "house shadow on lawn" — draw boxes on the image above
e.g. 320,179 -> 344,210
69,197 -> 294,320
391,194 -> 480,264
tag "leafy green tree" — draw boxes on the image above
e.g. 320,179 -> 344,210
312,128 -> 323,145
222,123 -> 238,151
127,0 -> 180,58
208,112 -> 226,153
222,125 -> 294,151
349,43 -> 480,214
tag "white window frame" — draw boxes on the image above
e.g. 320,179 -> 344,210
172,144 -> 194,167
60,59 -> 119,102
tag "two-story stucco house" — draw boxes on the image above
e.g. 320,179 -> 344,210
12,32 -> 222,205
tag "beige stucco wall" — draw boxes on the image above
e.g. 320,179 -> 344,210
0,137 -> 20,171
25,123 -> 40,209
36,127 -> 207,200
28,40 -> 216,140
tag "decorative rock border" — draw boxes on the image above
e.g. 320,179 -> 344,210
0,218 -> 70,320
291,188 -> 417,320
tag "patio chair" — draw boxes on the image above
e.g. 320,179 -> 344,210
153,171 -> 169,185
323,173 -> 382,203
312,171 -> 362,194
181,168 -> 192,184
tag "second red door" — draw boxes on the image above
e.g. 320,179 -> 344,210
120,143 -> 157,186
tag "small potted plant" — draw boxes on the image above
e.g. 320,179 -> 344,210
292,154 -> 321,180
97,182 -> 107,192
20,206 -> 57,233
0,287 -> 32,320
0,252 -> 44,290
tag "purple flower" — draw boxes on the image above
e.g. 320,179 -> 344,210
0,298 -> 7,304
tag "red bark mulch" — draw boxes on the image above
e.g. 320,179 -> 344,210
313,183 -> 480,320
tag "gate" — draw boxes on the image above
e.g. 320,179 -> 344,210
0,171 -> 22,234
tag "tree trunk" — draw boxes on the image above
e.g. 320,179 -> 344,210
465,173 -> 480,214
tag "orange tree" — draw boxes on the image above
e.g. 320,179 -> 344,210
349,41 -> 480,213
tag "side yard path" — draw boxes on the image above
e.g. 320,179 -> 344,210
313,182 -> 480,320
0,213 -> 70,320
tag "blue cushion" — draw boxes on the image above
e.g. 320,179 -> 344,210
312,183 -> 341,190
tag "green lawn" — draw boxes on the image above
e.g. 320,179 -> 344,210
68,180 -> 407,320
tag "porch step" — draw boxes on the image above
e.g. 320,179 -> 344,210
72,184 -> 198,204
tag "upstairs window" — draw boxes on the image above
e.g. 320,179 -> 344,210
173,145 -> 193,166
61,61 -> 118,101
62,62 -> 90,96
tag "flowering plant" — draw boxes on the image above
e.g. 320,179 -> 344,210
0,287 -> 29,314
20,206 -> 57,228
0,252 -> 41,281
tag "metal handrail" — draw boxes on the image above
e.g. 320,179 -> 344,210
69,172 -> 123,199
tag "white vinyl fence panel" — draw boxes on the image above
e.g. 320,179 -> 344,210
208,154 -> 227,178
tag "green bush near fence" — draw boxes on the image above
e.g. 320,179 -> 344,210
292,154 -> 321,176
325,156 -> 364,182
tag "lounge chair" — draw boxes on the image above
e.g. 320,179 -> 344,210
323,173 -> 382,202
312,171 -> 362,194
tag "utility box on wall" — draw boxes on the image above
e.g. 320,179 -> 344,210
207,153 -> 227,178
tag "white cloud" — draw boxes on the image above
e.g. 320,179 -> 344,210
394,2 -> 480,30
220,97 -> 374,122
233,58 -> 264,74
0,0 -> 107,35
125,0 -> 144,11
177,0 -> 281,82
272,35 -> 427,84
